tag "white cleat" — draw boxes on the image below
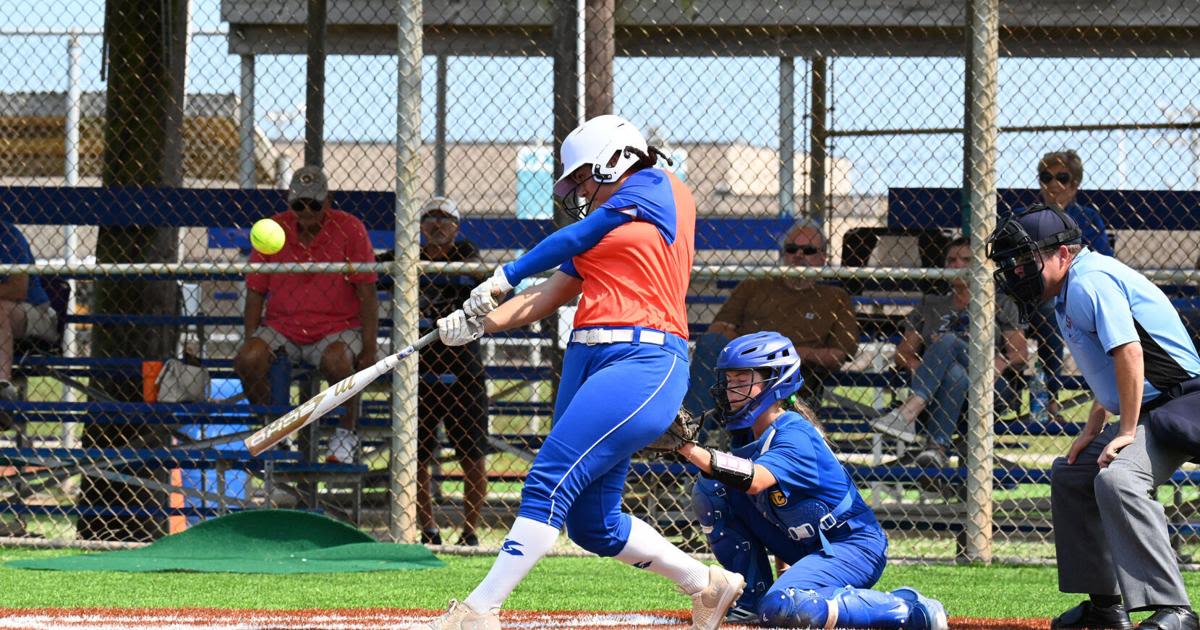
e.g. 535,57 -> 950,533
414,599 -> 501,630
688,565 -> 746,630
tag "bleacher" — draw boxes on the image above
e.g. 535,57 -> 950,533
3,184 -> 1199,545
0,186 -> 387,530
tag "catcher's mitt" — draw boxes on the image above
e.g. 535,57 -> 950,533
640,407 -> 702,456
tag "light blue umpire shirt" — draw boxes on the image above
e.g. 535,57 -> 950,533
1055,247 -> 1200,413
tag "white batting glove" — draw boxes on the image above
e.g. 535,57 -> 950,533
437,310 -> 485,346
463,266 -> 514,318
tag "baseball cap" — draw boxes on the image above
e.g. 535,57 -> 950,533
1015,205 -> 1081,248
420,196 -> 461,221
288,166 -> 328,204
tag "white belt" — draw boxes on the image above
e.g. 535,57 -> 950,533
570,328 -> 666,346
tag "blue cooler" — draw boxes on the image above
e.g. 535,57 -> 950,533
179,377 -> 250,526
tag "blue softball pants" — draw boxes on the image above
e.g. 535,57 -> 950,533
694,478 -> 888,612
516,327 -> 690,556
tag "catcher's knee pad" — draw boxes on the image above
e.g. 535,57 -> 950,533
759,587 -> 910,629
692,479 -> 745,567
692,478 -> 729,534
758,587 -> 826,628
891,587 -> 949,630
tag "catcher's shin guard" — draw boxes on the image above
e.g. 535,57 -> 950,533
692,478 -> 770,609
758,586 -> 910,629
891,587 -> 949,630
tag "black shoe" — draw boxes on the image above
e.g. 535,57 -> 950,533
457,531 -> 479,547
1052,600 -> 1133,630
915,446 -> 950,495
723,605 -> 759,625
1139,607 -> 1199,630
421,527 -> 442,545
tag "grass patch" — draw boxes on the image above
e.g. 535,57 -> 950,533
4,547 -> 1200,619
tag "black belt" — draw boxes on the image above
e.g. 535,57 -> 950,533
1142,375 -> 1200,414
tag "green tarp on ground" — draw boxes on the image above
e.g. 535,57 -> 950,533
5,509 -> 444,574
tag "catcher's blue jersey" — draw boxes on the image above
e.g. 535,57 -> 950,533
735,411 -> 881,558
695,411 -> 889,612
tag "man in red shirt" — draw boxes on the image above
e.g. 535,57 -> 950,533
234,166 -> 378,463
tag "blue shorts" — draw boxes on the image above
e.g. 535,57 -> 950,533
517,327 -> 689,555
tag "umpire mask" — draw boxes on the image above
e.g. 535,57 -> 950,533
986,204 -> 1081,323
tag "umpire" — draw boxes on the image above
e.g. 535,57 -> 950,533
989,205 -> 1200,630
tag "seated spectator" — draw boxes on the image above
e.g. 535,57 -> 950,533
871,236 -> 1028,468
705,219 -> 859,412
379,196 -> 489,546
0,222 -> 59,401
234,166 -> 378,463
1020,150 -> 1112,422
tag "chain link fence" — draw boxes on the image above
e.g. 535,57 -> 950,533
0,0 -> 1198,565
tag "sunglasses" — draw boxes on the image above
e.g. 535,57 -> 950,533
783,243 -> 822,256
421,214 -> 458,224
1038,171 -> 1073,185
290,198 -> 323,213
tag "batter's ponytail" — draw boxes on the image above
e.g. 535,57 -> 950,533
627,145 -> 674,173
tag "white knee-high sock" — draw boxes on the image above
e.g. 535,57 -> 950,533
615,516 -> 711,594
463,516 -> 560,612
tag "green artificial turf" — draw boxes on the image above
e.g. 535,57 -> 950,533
3,547 -> 1200,620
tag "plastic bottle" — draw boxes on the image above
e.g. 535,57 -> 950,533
1029,359 -> 1050,424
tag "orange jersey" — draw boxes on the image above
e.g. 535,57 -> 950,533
571,169 -> 696,339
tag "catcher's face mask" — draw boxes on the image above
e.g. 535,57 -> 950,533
711,368 -> 778,430
986,206 -> 1081,323
716,369 -> 766,412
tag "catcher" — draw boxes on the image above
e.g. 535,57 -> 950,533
646,331 -> 949,629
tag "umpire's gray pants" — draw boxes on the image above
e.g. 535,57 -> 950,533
1051,422 -> 1191,611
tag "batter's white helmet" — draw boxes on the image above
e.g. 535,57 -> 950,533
553,115 -> 649,218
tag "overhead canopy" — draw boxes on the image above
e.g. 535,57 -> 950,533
222,0 -> 1200,57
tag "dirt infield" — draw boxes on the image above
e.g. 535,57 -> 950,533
0,607 -> 1050,629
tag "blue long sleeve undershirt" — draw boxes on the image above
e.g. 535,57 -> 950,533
501,208 -> 633,285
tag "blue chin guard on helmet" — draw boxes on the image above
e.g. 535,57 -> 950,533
709,331 -> 804,431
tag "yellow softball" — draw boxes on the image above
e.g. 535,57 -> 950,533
250,218 -> 286,255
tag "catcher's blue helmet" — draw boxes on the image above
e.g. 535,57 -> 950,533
710,331 -> 804,431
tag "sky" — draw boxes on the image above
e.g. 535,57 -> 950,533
2,0 -> 1199,195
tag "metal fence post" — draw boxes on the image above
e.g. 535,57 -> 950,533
964,0 -> 1000,564
779,56 -> 795,218
808,56 -> 827,222
391,0 -> 423,545
238,54 -> 256,188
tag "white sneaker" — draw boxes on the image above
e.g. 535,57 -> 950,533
325,427 -> 358,463
871,408 -> 919,443
0,380 -> 19,402
688,565 -> 746,630
414,599 -> 501,630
